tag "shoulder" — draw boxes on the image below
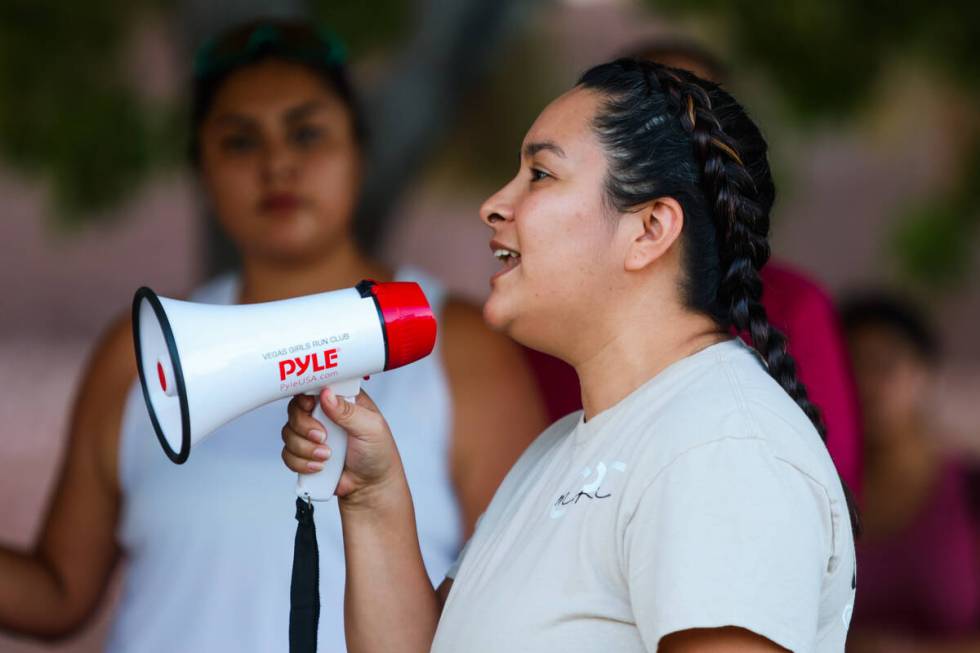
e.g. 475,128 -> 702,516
618,344 -> 855,652
80,312 -> 138,403
625,342 -> 838,494
440,297 -> 501,348
438,296 -> 549,414
439,296 -> 548,510
624,436 -> 843,644
630,423 -> 846,534
70,311 -> 139,487
187,272 -> 238,304
625,434 -> 854,649
440,297 -> 530,373
722,345 -> 843,486
639,436 -> 834,514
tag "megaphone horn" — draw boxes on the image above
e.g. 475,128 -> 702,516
132,280 -> 436,500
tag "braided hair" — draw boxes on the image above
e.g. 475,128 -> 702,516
578,59 -> 859,532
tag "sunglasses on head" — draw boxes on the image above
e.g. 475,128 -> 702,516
193,21 -> 347,80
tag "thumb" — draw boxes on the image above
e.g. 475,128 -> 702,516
353,389 -> 380,413
318,387 -> 383,435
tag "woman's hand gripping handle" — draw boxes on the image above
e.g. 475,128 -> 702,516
284,385 -> 403,503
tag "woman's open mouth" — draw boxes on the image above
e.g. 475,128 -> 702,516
491,245 -> 521,280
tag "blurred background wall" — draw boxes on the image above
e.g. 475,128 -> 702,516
0,0 -> 977,650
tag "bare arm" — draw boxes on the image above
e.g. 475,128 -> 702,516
340,472 -> 441,653
441,299 -> 548,537
0,315 -> 133,639
660,627 -> 790,652
283,391 -> 443,653
848,629 -> 980,653
435,577 -> 453,607
279,297 -> 544,652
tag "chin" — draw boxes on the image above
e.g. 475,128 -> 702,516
481,295 -> 512,333
487,298 -> 575,363
483,297 -> 553,356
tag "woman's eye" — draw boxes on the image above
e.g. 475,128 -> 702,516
220,133 -> 258,153
290,125 -> 323,147
529,168 -> 551,182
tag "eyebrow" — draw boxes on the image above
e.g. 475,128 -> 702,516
211,101 -> 327,127
522,141 -> 566,160
212,113 -> 254,128
284,100 -> 328,123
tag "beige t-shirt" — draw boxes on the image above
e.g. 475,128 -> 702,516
432,339 -> 856,653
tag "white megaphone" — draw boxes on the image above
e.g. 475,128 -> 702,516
131,280 -> 436,501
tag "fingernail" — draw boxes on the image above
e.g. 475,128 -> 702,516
313,447 -> 330,461
307,461 -> 324,472
323,388 -> 338,408
309,428 -> 326,443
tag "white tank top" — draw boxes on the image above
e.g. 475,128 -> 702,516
106,267 -> 460,653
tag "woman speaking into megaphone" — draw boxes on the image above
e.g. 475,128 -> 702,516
0,20 -> 546,652
282,59 -> 859,652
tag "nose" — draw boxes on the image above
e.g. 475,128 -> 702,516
479,179 -> 517,228
261,139 -> 298,184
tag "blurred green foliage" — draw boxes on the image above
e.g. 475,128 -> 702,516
0,0 -> 409,226
312,0 -> 411,56
649,0 -> 980,288
890,144 -> 980,289
0,0 -> 165,224
891,204 -> 971,288
650,0 -> 979,119
645,0 -> 980,289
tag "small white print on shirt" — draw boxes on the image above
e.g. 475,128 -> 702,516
549,461 -> 627,519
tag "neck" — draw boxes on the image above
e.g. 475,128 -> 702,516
237,239 -> 391,304
573,306 -> 727,420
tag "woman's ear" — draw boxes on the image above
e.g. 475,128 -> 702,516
624,197 -> 685,272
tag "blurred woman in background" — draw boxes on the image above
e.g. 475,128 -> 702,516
0,19 -> 545,652
844,294 -> 980,653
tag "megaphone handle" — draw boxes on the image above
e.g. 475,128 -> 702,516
295,396 -> 352,502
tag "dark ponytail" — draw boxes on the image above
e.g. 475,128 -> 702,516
578,59 -> 859,533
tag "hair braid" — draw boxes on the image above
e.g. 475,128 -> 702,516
578,57 -> 859,535
651,66 -> 829,441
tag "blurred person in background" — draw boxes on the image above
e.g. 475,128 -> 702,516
0,19 -> 546,652
532,37 -> 864,496
844,294 -> 980,653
